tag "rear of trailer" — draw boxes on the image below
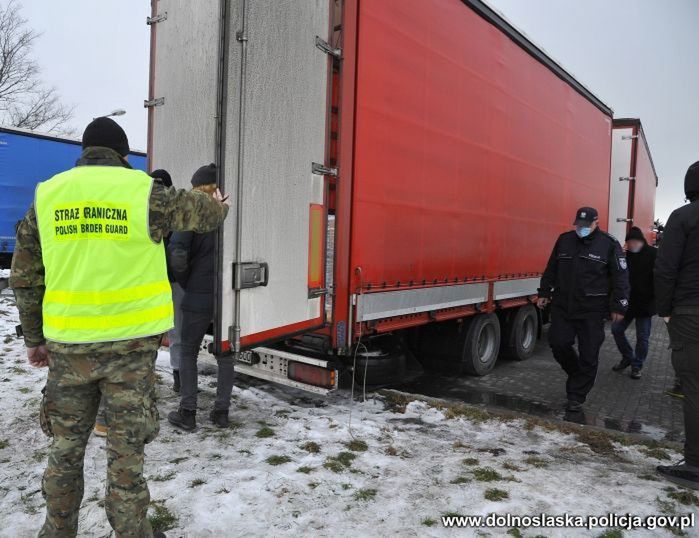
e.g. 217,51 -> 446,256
608,118 -> 658,244
0,127 -> 146,268
148,0 -> 615,393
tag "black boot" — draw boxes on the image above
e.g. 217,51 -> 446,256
172,370 -> 180,393
168,407 -> 196,431
210,409 -> 229,428
630,367 -> 642,379
657,461 -> 699,490
566,399 -> 583,412
612,357 -> 632,371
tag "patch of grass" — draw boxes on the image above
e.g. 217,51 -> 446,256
353,488 -> 377,501
477,447 -> 506,456
472,467 -> 502,482
215,487 -> 230,494
169,457 -> 188,464
9,366 -> 27,375
462,457 -> 479,466
667,490 -> 699,507
148,502 -> 178,534
341,483 -> 352,490
523,455 -> 548,468
503,462 -> 523,472
18,387 -> 31,394
274,409 -> 291,418
151,471 -> 176,482
484,488 -> 509,501
597,530 -> 623,538
323,459 -> 344,473
422,517 -> 437,527
308,482 -> 319,489
575,430 -> 618,458
345,439 -> 368,452
0,439 -> 8,449
210,453 -> 223,460
641,447 -> 671,461
255,426 -> 275,438
442,511 -> 465,518
238,449 -> 252,456
637,473 -> 661,482
324,451 -> 356,473
507,528 -> 523,538
453,441 -> 471,449
32,450 -> 47,463
188,478 -> 206,487
385,446 -> 398,456
450,476 -> 471,485
3,335 -> 13,344
266,455 -> 292,466
336,451 -> 357,466
301,441 -> 321,453
297,466 -> 315,474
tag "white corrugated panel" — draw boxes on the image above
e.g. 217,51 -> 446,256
150,0 -> 219,188
608,127 -> 633,241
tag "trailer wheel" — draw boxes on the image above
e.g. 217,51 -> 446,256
353,339 -> 407,387
461,313 -> 500,376
502,305 -> 538,361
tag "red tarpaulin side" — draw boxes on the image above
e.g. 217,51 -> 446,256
349,0 -> 612,288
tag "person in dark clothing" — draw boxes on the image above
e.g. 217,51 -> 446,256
655,161 -> 699,490
611,226 -> 656,379
167,164 -> 234,430
537,207 -> 630,412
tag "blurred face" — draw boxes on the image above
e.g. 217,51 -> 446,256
194,183 -> 217,195
627,239 -> 644,253
575,220 -> 598,238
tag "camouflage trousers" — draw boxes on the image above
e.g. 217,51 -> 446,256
39,350 -> 160,538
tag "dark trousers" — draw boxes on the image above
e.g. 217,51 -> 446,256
667,314 -> 699,467
611,314 -> 653,369
548,312 -> 605,404
179,308 -> 235,412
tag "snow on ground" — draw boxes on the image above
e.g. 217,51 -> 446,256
0,288 -> 697,538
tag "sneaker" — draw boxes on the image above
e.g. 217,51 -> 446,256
173,370 -> 181,393
167,407 -> 196,431
630,367 -> 642,379
93,415 -> 107,438
566,400 -> 583,412
666,380 -> 684,399
612,357 -> 632,371
210,409 -> 229,428
657,462 -> 699,490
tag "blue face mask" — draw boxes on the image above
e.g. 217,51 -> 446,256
576,226 -> 592,238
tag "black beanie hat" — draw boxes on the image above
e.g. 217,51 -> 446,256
685,161 -> 699,201
625,226 -> 645,242
191,163 -> 217,187
82,117 -> 129,156
150,169 -> 172,188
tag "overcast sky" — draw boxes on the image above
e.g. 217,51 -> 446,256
21,0 -> 699,221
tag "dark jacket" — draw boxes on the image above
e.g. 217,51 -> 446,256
655,200 -> 699,317
167,230 -> 215,313
539,228 -> 630,318
626,243 -> 656,317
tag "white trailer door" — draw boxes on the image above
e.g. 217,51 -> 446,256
218,0 -> 332,353
148,1 -> 219,187
608,127 -> 634,241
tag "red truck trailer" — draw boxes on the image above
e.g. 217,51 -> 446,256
608,118 -> 658,244
147,0 -> 617,394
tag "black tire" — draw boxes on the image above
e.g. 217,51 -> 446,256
353,344 -> 406,386
461,313 -> 501,376
503,305 -> 538,361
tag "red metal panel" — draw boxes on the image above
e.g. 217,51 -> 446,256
349,0 -> 612,290
632,128 -> 657,243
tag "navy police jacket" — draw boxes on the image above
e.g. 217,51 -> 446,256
538,229 -> 630,319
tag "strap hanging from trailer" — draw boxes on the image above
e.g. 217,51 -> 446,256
146,12 -> 167,25
143,97 -> 165,108
315,36 -> 342,59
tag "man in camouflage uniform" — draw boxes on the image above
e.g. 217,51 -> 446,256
10,117 -> 229,537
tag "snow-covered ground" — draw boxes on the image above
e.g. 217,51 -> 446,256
0,284 -> 697,538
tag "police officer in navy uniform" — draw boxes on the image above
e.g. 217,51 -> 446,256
537,207 -> 630,411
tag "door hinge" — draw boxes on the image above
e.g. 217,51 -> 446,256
146,12 -> 167,25
312,162 -> 338,177
233,262 -> 269,290
308,287 -> 328,299
616,218 -> 633,223
618,176 -> 636,182
315,36 -> 342,59
621,134 -> 639,140
143,97 -> 165,108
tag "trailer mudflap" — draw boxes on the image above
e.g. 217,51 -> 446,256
235,346 -> 338,395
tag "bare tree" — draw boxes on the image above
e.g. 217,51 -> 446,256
0,0 -> 73,134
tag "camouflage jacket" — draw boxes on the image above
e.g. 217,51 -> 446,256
9,146 -> 228,354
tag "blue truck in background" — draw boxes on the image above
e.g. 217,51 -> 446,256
0,126 -> 147,268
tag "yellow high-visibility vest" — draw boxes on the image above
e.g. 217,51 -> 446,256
35,165 -> 173,343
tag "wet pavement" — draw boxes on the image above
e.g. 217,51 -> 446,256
398,317 -> 684,442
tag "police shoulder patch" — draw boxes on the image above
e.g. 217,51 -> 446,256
618,257 -> 628,270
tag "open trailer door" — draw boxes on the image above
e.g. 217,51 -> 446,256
216,0 -> 333,357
